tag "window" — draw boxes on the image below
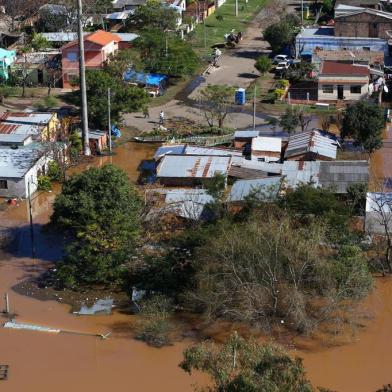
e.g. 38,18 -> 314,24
350,85 -> 362,94
0,180 -> 8,189
322,85 -> 334,94
67,52 -> 78,62
363,46 -> 371,51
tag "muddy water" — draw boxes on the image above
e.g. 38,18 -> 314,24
371,124 -> 392,190
2,140 -> 392,391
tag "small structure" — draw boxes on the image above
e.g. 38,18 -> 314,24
0,149 -> 51,198
0,111 -> 59,141
251,136 -> 282,162
228,176 -> 283,203
317,61 -> 370,101
0,48 -> 16,81
0,365 -> 8,381
124,70 -> 168,96
365,192 -> 392,234
76,299 -> 114,315
61,30 -> 121,88
156,154 -> 231,186
233,130 -> 259,149
154,144 -> 186,160
0,134 -> 32,147
284,130 -> 338,161
78,130 -> 108,155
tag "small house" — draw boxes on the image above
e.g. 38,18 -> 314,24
251,136 -> 282,162
284,130 -> 338,161
365,192 -> 392,234
0,149 -> 51,198
0,48 -> 16,81
156,154 -> 232,186
233,130 -> 259,149
78,130 -> 108,154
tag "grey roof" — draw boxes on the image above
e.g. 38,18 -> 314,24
77,130 -> 106,140
185,145 -> 243,164
233,160 -> 284,174
229,176 -> 282,202
335,7 -> 392,19
296,27 -> 335,38
285,130 -> 337,160
157,154 -> 231,178
228,165 -> 267,179
282,161 -> 321,188
0,111 -> 54,125
154,144 -> 186,160
0,134 -> 32,144
234,130 -> 260,139
41,32 -> 139,42
0,149 -> 45,178
318,160 -> 369,193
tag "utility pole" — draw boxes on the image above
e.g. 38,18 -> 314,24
77,0 -> 91,156
165,34 -> 168,57
108,88 -> 112,153
253,85 -> 256,130
4,293 -> 9,315
301,0 -> 304,25
27,180 -> 36,259
235,0 -> 238,16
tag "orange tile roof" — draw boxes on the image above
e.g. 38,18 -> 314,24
61,30 -> 121,50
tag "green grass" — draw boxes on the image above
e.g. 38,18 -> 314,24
188,0 -> 268,56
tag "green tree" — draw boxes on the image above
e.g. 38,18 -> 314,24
106,49 -> 142,79
279,106 -> 311,133
198,84 -> 235,128
342,101 -> 385,153
134,30 -> 199,76
85,70 -> 149,128
126,0 -> 178,31
285,61 -> 315,83
254,56 -> 272,76
51,165 -> 142,288
180,332 -> 316,392
31,33 -> 50,51
263,14 -> 299,53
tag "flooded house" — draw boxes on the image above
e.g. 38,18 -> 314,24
156,154 -> 232,187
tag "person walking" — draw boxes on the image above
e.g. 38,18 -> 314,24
143,106 -> 150,118
159,110 -> 165,125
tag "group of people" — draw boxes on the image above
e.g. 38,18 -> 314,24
142,107 -> 165,125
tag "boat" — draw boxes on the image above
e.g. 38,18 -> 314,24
133,136 -> 168,143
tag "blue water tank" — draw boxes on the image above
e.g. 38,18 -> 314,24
235,88 -> 246,105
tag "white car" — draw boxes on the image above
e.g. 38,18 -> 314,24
273,54 -> 289,64
275,61 -> 290,72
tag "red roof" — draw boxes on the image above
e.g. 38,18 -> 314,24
62,30 -> 121,50
320,61 -> 369,76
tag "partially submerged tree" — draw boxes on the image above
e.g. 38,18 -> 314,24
279,106 -> 311,133
198,84 -> 235,129
342,101 -> 385,154
180,332 -> 317,392
52,165 -> 142,288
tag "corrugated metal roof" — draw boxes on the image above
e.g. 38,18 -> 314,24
157,154 -> 231,178
185,146 -> 243,164
0,149 -> 45,178
0,112 -> 53,125
229,176 -> 282,202
282,161 -> 321,188
0,122 -> 42,136
154,144 -> 186,160
228,166 -> 267,179
234,160 -> 284,174
0,134 -> 31,143
251,136 -> 282,153
285,130 -> 337,160
234,130 -> 259,139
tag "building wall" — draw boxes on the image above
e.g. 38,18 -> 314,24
286,152 -> 333,161
317,81 -> 368,100
335,13 -> 392,39
251,150 -> 281,162
365,211 -> 392,234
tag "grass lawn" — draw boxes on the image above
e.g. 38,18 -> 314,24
188,0 -> 268,56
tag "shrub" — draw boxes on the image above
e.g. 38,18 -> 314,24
276,79 -> 289,88
274,88 -> 285,99
37,175 -> 52,191
216,14 -> 224,21
47,161 -> 62,182
44,95 -> 59,108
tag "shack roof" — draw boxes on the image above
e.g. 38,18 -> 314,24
313,48 -> 384,65
185,146 -> 242,163
229,176 -> 282,202
0,112 -> 54,125
0,149 -> 45,178
285,130 -> 337,160
335,7 -> 392,20
0,122 -> 43,136
154,144 -> 186,160
234,130 -> 260,139
157,154 -> 231,178
0,134 -> 32,144
61,30 -> 121,50
251,136 -> 282,153
320,61 -> 370,76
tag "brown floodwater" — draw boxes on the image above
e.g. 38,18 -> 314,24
2,139 -> 392,391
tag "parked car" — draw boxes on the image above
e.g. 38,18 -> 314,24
273,54 -> 289,64
275,61 -> 290,72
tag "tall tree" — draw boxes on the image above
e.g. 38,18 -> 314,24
51,165 -> 142,288
180,332 -> 317,392
254,56 -> 272,76
341,101 -> 385,153
279,106 -> 310,133
263,14 -> 299,53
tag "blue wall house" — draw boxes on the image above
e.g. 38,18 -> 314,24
0,48 -> 16,81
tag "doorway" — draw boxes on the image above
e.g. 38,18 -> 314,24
337,85 -> 344,100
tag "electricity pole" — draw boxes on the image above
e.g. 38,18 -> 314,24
108,88 -> 112,153
301,0 -> 304,25
77,0 -> 90,156
253,85 -> 256,130
235,0 -> 238,16
27,180 -> 36,259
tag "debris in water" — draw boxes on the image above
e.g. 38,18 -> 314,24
0,365 -> 9,380
74,299 -> 114,316
4,321 -> 60,334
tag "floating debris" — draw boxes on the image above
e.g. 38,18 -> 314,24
4,321 -> 60,334
74,299 -> 114,316
0,365 -> 9,381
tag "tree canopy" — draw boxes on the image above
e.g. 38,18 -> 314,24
51,165 -> 142,287
254,56 -> 272,75
341,101 -> 385,153
263,14 -> 299,53
180,332 -> 316,392
85,69 -> 149,128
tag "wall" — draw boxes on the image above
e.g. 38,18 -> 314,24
317,80 -> 368,100
365,211 -> 392,234
251,150 -> 281,163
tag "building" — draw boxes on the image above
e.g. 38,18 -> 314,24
61,30 -> 121,88
156,154 -> 232,186
312,48 -> 384,67
0,48 -> 16,81
365,192 -> 392,234
295,26 -> 389,59
78,130 -> 108,154
335,0 -> 381,9
335,7 -> 392,39
282,160 -> 369,193
112,0 -> 147,11
251,136 -> 282,162
0,112 -> 60,141
284,130 -> 338,161
233,130 -> 259,149
0,148 -> 50,198
0,134 -> 33,147
318,61 -> 370,100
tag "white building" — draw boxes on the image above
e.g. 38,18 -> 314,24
251,136 -> 282,162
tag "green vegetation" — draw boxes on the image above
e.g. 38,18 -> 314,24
279,106 -> 311,133
188,0 -> 268,54
180,332 -> 318,391
31,33 -> 50,51
34,95 -> 59,110
47,161 -> 62,182
254,55 -> 272,75
51,165 -> 142,288
342,101 -> 385,153
37,175 -> 52,191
